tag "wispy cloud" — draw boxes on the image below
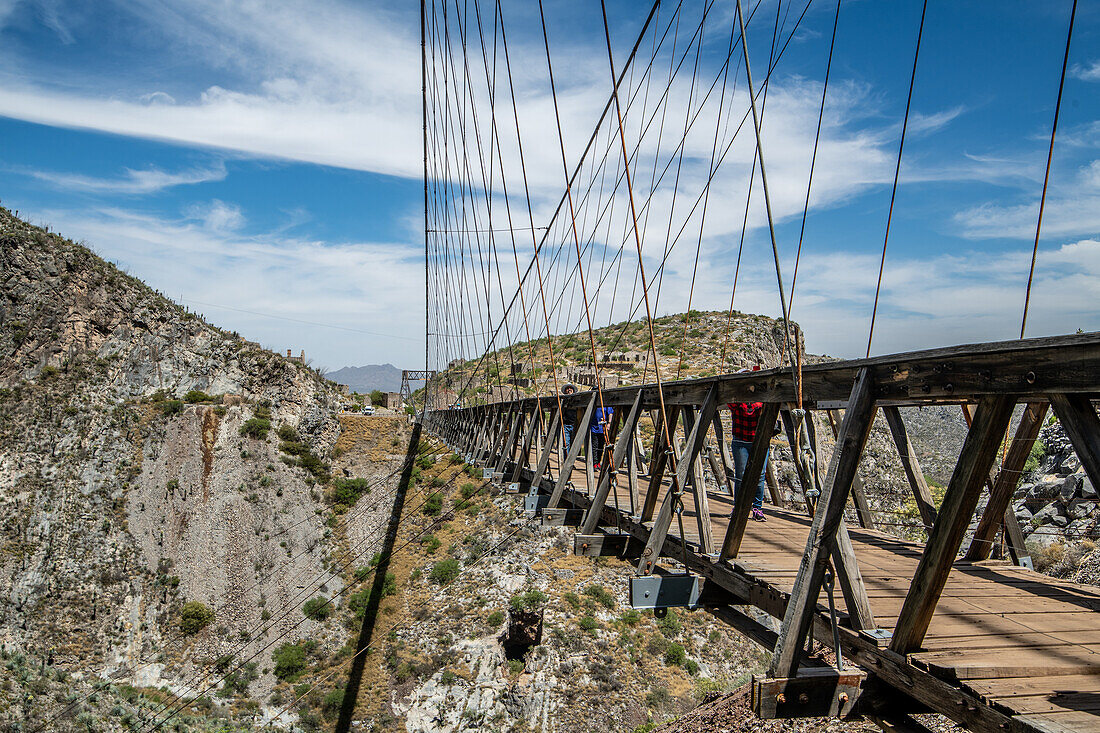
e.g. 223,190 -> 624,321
184,199 -> 244,231
33,205 -> 427,368
26,161 -> 227,194
953,157 -> 1100,240
1072,60 -> 1100,82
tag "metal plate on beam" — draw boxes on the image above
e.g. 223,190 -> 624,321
505,482 -> 523,494
524,494 -> 549,513
752,668 -> 864,719
482,468 -> 494,480
629,574 -> 703,611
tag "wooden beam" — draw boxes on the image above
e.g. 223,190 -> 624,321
1049,394 -> 1100,503
705,444 -> 728,493
771,368 -> 878,678
719,402 -> 781,561
882,406 -> 939,530
765,458 -> 783,507
531,407 -> 560,485
889,394 -> 1016,654
581,392 -> 643,534
713,412 -> 737,495
966,402 -> 1048,562
637,385 -> 718,573
826,409 -> 876,529
493,408 -> 522,474
641,407 -> 680,521
510,407 -> 542,482
682,401 -> 720,555
549,394 -> 596,507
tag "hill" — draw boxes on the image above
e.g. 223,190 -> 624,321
328,363 -> 404,393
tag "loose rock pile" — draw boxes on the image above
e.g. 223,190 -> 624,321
1012,422 -> 1097,547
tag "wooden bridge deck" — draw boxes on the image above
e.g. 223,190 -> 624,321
546,454 -> 1100,732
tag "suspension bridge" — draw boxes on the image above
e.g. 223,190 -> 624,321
419,0 -> 1100,731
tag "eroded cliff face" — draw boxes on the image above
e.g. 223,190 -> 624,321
0,208 -> 372,729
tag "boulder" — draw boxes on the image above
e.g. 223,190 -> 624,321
1052,514 -> 1069,528
1014,506 -> 1033,523
1069,499 -> 1097,521
1029,474 -> 1063,501
1066,518 -> 1093,539
1082,475 -> 1098,500
1059,474 -> 1082,503
1063,454 -> 1083,474
1033,502 -> 1064,525
1014,482 -> 1034,500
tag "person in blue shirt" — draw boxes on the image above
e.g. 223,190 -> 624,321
590,404 -> 614,471
560,383 -> 578,450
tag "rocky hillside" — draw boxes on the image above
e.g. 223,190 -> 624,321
0,206 -> 372,729
434,310 -> 800,404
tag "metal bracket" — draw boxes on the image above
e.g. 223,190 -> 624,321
752,667 -> 865,719
482,468 -> 494,480
523,494 -> 549,514
629,574 -> 703,611
505,482 -> 522,494
858,628 -> 893,649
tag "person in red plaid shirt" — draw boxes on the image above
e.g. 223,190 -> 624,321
728,367 -> 770,522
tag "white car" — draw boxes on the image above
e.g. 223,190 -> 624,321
361,406 -> 375,415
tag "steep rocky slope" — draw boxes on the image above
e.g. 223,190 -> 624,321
0,207 -> 375,729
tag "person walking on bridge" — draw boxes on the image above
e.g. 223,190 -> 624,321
561,383 -> 578,451
590,403 -> 614,472
728,367 -> 770,522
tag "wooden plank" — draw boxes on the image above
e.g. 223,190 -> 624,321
1049,394 -> 1100,502
765,454 -> 784,507
890,395 -> 1017,654
549,394 -> 596,507
494,408 -> 522,474
719,402 -> 781,561
771,368 -> 878,678
637,385 -> 718,573
580,392 -> 643,534
826,409 -> 876,529
882,406 -> 939,530
641,407 -> 680,521
531,407 -> 560,485
510,407 -> 541,482
966,402 -> 1048,561
682,402 -> 719,555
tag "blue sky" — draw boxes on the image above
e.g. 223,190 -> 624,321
1,0 -> 1098,371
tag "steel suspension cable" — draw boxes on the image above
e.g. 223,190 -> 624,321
865,0 -> 927,358
1020,0 -> 1078,339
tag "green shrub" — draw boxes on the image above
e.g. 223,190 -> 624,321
240,417 -> 271,439
178,601 -> 214,634
369,390 -> 384,406
563,592 -> 580,609
510,590 -> 549,612
487,610 -> 504,627
219,662 -> 258,697
619,609 -> 642,626
159,400 -> 184,417
184,390 -> 214,404
278,425 -> 300,441
656,608 -> 681,637
423,492 -> 443,516
429,559 -> 460,584
302,596 -> 331,621
272,642 -> 308,681
664,643 -> 686,666
579,615 -> 598,633
416,454 -> 433,470
1024,439 -> 1046,473
584,584 -> 615,609
331,478 -> 370,512
421,534 -> 441,553
321,688 -> 344,718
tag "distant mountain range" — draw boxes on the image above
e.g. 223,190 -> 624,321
327,363 -> 404,393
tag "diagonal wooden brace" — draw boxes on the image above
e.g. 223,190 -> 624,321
890,395 -> 1016,654
771,368 -> 878,678
636,385 -> 718,574
549,394 -> 596,507
719,402 -> 781,561
965,401 -> 1047,562
581,391 -> 643,534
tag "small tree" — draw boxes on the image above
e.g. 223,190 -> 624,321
179,601 -> 214,634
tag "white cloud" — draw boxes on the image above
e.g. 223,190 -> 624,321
26,161 -> 226,194
31,205 -> 426,368
1072,60 -> 1100,82
184,199 -> 244,231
